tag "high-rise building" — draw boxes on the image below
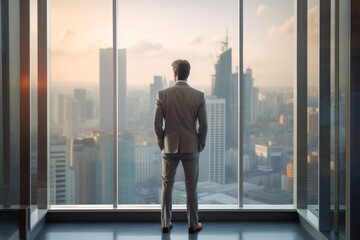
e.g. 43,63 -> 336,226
286,162 -> 294,193
85,99 -> 94,119
58,93 -> 65,125
74,89 -> 87,121
254,91 -> 266,122
92,131 -> 113,204
230,72 -> 239,147
99,48 -> 127,134
50,133 -> 73,204
118,131 -> 135,203
252,86 -> 259,123
135,145 -> 161,185
199,152 -> 208,182
212,33 -> 237,148
255,142 -> 284,172
225,148 -> 238,183
307,107 -> 318,136
150,76 -> 163,116
64,98 -> 79,139
243,68 -> 254,129
205,97 -> 226,184
279,114 -> 293,129
71,138 -> 103,204
307,152 -> 318,204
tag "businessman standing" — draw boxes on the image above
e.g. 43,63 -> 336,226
154,59 -> 207,233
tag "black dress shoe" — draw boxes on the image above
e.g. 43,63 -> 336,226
188,222 -> 202,233
161,222 -> 173,233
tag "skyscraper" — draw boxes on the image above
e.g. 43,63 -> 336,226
74,89 -> 86,121
252,86 -> 259,123
135,145 -> 161,185
150,76 -> 163,115
243,68 -> 254,129
71,138 -> 103,204
92,131 -> 113,204
99,48 -> 127,134
307,152 -> 318,204
50,133 -> 73,204
307,107 -> 318,136
255,142 -> 284,172
118,131 -> 135,204
64,98 -> 79,139
205,96 -> 226,184
212,33 -> 238,148
230,72 -> 239,147
58,93 -> 65,125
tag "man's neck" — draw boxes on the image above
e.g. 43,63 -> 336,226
177,80 -> 187,83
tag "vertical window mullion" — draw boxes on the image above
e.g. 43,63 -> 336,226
318,0 -> 331,231
294,0 -> 308,210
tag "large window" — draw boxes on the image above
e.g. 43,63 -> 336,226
50,0 -> 113,205
242,0 -> 294,204
118,0 -> 239,205
50,0 -> 239,206
49,0 -> 307,207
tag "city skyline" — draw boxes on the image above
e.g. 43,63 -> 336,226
50,60 -> 298,205
48,0 -> 317,206
49,0 -> 322,88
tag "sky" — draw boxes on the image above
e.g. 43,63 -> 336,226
50,0 -> 319,88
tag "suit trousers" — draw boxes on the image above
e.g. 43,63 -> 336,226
161,152 -> 200,228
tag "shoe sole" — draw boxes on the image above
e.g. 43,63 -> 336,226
188,226 -> 202,233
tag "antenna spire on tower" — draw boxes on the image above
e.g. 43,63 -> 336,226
226,28 -> 228,49
221,29 -> 229,52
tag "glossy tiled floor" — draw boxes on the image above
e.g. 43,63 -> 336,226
35,221 -> 316,240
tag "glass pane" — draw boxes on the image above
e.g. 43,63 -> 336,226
118,0 -> 239,204
30,0 -> 39,220
50,0 -> 113,205
243,0 -> 294,204
307,0 -> 319,216
337,0 -> 349,237
9,0 -> 21,205
0,0 -> 21,208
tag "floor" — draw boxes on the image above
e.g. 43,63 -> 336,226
0,213 -> 19,240
35,221 -> 317,240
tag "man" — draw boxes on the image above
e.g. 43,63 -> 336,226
154,59 -> 207,233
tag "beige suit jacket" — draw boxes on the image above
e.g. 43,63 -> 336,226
153,81 -> 207,153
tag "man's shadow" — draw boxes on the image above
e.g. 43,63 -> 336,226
161,231 -> 199,240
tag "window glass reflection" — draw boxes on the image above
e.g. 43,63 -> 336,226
243,0 -> 294,204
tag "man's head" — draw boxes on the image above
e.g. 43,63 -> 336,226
171,59 -> 191,81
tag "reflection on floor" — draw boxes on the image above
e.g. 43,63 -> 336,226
35,221 -> 317,240
0,213 -> 19,240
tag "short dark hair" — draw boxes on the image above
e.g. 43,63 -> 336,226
171,59 -> 191,80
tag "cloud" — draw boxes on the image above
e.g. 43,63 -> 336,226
257,4 -> 268,15
308,5 -> 319,41
267,5 -> 318,41
268,16 -> 294,37
128,39 -> 162,53
60,30 -> 76,43
127,39 -> 163,58
52,38 -> 110,56
186,35 -> 203,45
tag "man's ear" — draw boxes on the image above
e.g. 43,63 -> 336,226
174,71 -> 177,79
